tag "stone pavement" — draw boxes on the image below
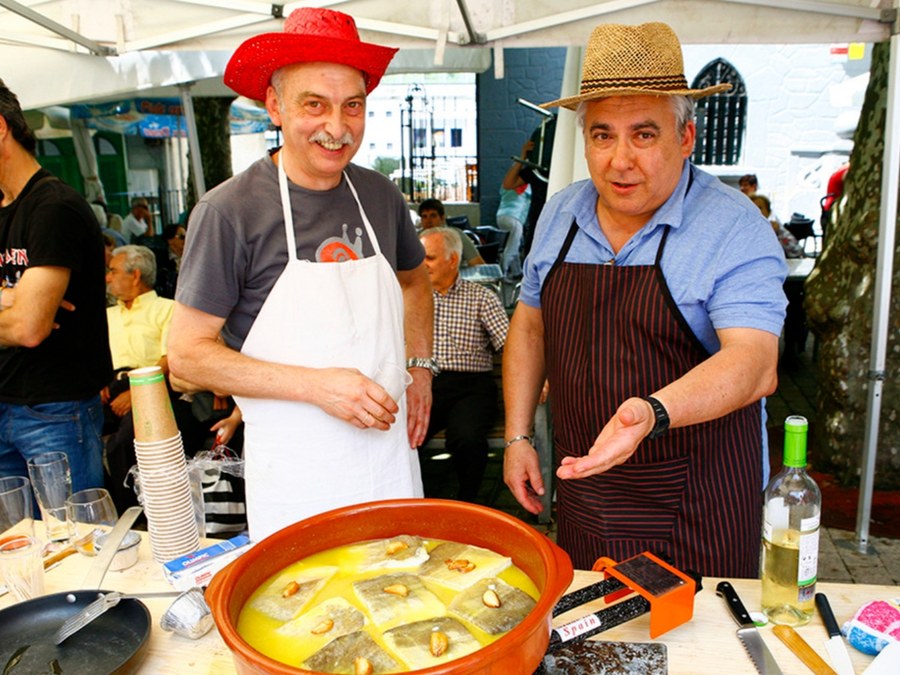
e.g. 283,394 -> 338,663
819,527 -> 900,585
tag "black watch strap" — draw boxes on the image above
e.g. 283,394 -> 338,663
643,396 -> 670,440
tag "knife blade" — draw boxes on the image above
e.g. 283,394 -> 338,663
716,581 -> 784,675
80,505 -> 142,589
815,593 -> 855,675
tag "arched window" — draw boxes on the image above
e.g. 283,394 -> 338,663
691,58 -> 747,166
95,136 -> 118,156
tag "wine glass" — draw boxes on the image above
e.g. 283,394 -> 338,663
65,488 -> 118,556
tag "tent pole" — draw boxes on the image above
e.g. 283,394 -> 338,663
179,83 -> 206,200
0,0 -> 115,55
856,32 -> 900,554
546,46 -> 583,200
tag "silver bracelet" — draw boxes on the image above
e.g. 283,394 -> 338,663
504,434 -> 532,449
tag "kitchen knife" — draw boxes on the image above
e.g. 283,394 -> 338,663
80,505 -> 143,589
716,581 -> 784,675
815,592 -> 855,675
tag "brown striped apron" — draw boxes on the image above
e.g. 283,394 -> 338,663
541,216 -> 762,578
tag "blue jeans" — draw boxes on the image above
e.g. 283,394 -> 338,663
0,395 -> 105,492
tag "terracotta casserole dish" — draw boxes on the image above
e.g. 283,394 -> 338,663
206,498 -> 574,674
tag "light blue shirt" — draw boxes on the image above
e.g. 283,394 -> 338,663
520,161 -> 788,485
520,161 -> 788,355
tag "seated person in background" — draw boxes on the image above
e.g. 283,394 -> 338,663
90,202 -> 127,248
155,223 -> 186,299
418,227 -> 509,501
102,245 -> 206,510
750,194 -> 803,259
121,197 -> 153,241
738,173 -> 758,196
496,141 -> 533,280
93,199 -> 124,236
101,233 -> 117,306
417,198 -> 485,267
821,161 -> 849,234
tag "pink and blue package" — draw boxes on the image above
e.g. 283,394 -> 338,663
842,598 -> 900,655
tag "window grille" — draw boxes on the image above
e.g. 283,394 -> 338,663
691,59 -> 747,166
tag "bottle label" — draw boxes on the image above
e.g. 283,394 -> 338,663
762,520 -> 773,544
797,527 -> 819,588
764,498 -> 789,534
800,513 -> 820,531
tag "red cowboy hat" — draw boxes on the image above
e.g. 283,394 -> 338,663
224,7 -> 398,102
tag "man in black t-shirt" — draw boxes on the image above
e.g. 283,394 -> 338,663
0,79 -> 112,492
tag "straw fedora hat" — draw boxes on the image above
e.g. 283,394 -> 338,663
542,22 -> 732,110
224,7 -> 398,102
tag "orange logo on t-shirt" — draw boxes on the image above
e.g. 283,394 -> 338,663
316,223 -> 364,262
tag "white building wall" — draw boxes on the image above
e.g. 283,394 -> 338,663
683,43 -> 868,223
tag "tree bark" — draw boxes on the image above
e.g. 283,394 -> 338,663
806,39 -> 900,488
185,97 -> 234,211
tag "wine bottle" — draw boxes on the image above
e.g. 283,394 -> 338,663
760,415 -> 821,626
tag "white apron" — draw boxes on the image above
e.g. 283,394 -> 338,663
235,158 -> 423,541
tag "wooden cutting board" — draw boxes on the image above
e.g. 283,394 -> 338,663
536,640 -> 668,674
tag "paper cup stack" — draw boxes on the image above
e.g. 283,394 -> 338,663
129,366 -> 201,563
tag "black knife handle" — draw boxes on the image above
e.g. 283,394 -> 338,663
814,593 -> 841,638
716,580 -> 754,627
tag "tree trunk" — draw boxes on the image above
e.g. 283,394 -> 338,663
185,97 -> 234,212
806,39 -> 900,489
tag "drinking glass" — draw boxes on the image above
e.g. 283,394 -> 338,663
373,362 -> 413,402
0,476 -> 35,540
0,535 -> 45,601
66,488 -> 118,556
26,451 -> 73,542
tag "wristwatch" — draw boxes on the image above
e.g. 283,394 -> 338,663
406,357 -> 440,376
643,396 -> 670,440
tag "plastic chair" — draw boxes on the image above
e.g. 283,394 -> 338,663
445,215 -> 471,229
785,213 -> 821,257
471,226 -> 510,265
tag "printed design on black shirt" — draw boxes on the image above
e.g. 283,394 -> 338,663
1,247 -> 28,288
316,223 -> 364,262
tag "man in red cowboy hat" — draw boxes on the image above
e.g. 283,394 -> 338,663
168,7 -> 434,540
503,22 -> 787,578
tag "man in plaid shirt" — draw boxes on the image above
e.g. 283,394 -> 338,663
419,227 -> 509,501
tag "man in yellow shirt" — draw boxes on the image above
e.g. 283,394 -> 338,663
105,245 -> 173,379
102,245 -> 175,509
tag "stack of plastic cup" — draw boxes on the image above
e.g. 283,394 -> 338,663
128,366 -> 200,563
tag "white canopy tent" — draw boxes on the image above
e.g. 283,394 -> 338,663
1,1 -> 894,107
2,0 -> 898,551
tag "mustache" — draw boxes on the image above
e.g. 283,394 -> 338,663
308,130 -> 354,146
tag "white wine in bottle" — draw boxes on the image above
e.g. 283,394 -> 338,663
761,415 -> 821,626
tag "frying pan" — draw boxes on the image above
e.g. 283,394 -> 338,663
0,589 -> 150,674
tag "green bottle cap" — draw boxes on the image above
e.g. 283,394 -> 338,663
783,415 -> 808,467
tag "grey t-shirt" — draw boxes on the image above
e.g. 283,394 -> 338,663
176,156 -> 424,349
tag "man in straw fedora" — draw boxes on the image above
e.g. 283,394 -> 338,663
169,7 -> 433,541
503,22 -> 787,577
